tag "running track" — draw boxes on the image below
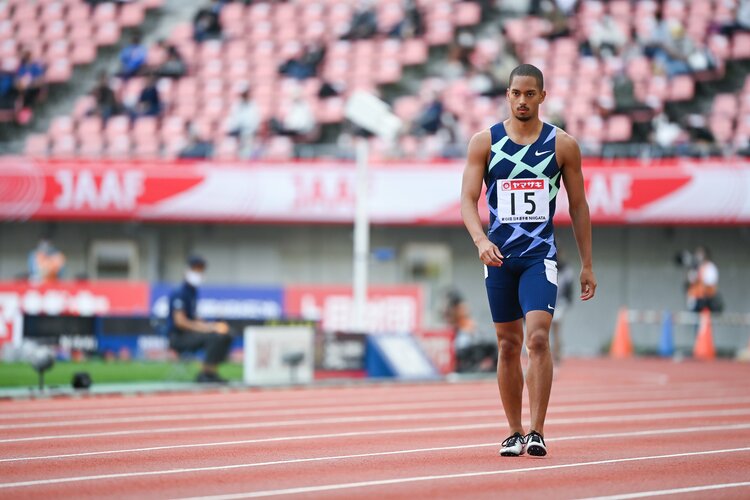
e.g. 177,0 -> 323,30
1,358 -> 750,499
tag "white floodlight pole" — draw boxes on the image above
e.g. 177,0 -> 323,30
352,137 -> 369,332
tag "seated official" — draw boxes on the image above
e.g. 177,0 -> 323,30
167,255 -> 232,383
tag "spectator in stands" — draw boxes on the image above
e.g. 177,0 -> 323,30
651,112 -> 688,155
179,121 -> 214,159
716,0 -> 750,36
129,73 -> 162,120
585,15 -> 626,59
193,0 -> 223,43
28,237 -> 65,284
388,0 -> 425,40
15,50 -> 46,121
269,91 -> 316,141
166,255 -> 232,384
118,32 -> 147,79
0,61 -> 18,122
89,71 -> 122,123
279,41 -> 326,80
412,90 -> 445,136
155,43 -> 187,79
609,68 -> 653,121
341,0 -> 378,40
224,89 -> 261,157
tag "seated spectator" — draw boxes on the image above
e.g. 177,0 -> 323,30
279,41 -> 326,80
129,73 -> 162,120
341,0 -> 378,40
118,32 -> 147,79
179,121 -> 214,159
193,0 -> 223,42
412,91 -> 445,136
15,50 -> 46,122
388,0 -> 425,40
28,237 -> 65,284
89,71 -> 122,123
318,80 -> 344,98
224,89 -> 261,156
585,15 -> 626,58
0,61 -> 18,122
269,92 -> 316,141
155,43 -> 187,79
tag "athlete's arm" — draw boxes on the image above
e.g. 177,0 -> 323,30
461,130 -> 503,267
557,131 -> 597,301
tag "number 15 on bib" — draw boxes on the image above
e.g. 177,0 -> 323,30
497,179 -> 549,223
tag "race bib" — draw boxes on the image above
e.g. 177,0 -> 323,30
497,178 -> 549,223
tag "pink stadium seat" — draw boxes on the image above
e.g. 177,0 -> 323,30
169,23 -> 193,44
46,59 -> 72,84
394,95 -> 422,122
119,2 -> 145,28
68,23 -> 93,44
40,2 -> 65,23
50,134 -> 77,158
78,116 -> 103,137
46,39 -> 69,59
42,20 -> 67,43
96,21 -> 121,46
25,134 -> 49,157
66,4 -> 90,25
264,136 -> 294,160
142,0 -> 165,9
133,116 -> 158,139
72,96 -> 95,119
214,136 -> 239,161
426,19 -> 453,46
93,3 -> 116,23
106,135 -> 132,159
668,75 -> 695,101
709,116 -> 734,144
79,136 -> 105,159
605,115 -> 633,142
712,93 -> 738,118
731,33 -> 750,60
454,2 -> 481,27
401,39 -> 428,66
316,97 -> 344,124
71,41 -> 97,66
104,115 -> 130,140
50,116 -> 74,137
132,138 -> 161,159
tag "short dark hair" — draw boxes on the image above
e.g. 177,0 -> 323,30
508,64 -> 544,90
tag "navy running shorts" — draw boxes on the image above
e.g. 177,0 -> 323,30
485,256 -> 559,323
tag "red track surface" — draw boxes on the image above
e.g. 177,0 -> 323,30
2,358 -> 750,499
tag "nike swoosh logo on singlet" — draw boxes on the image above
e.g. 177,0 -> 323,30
535,150 -> 552,156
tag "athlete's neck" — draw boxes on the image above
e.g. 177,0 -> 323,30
503,117 -> 544,146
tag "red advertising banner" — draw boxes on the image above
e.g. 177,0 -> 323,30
0,281 -> 150,345
285,285 -> 423,334
414,329 -> 455,375
2,158 -> 750,224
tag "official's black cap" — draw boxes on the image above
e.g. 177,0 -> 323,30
187,255 -> 207,269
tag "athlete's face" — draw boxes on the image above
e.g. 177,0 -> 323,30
507,76 -> 545,122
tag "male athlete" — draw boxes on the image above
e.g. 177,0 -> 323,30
460,64 -> 596,457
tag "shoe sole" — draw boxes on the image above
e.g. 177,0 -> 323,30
499,449 -> 524,457
526,445 -> 547,457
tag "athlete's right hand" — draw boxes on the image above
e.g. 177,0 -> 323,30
213,322 -> 230,335
476,238 -> 504,267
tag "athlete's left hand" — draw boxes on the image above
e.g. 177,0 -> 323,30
580,267 -> 597,301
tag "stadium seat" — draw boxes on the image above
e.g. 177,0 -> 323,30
24,134 -> 49,157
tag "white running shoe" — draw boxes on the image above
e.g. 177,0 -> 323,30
499,432 -> 525,456
525,431 -> 547,457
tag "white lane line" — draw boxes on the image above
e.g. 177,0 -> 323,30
174,448 -> 750,499
3,406 -> 750,444
578,481 -> 750,499
4,394 -> 750,431
2,426 -> 750,489
0,380 -> 731,420
3,419 -> 750,464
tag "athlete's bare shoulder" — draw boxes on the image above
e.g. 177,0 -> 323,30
467,128 -> 492,163
554,128 -> 581,169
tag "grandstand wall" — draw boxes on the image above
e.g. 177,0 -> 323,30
1,221 -> 748,355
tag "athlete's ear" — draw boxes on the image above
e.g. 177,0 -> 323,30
540,90 -> 546,103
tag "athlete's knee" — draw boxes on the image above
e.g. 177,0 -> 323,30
497,335 -> 523,360
526,329 -> 550,354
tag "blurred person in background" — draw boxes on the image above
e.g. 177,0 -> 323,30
155,43 -> 188,79
15,50 -> 46,122
28,237 -> 65,284
388,0 -> 425,40
461,64 -> 596,458
341,0 -> 378,40
683,246 -> 722,313
550,253 -> 575,365
129,73 -> 162,120
117,32 -> 147,79
193,0 -> 223,42
179,121 -> 214,159
269,91 -> 316,141
89,71 -> 122,124
411,90 -> 445,136
225,89 -> 261,157
443,288 -> 497,373
167,255 -> 232,383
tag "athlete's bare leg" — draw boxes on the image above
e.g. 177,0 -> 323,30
550,321 -> 561,364
525,310 -> 554,435
495,318 -> 525,436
